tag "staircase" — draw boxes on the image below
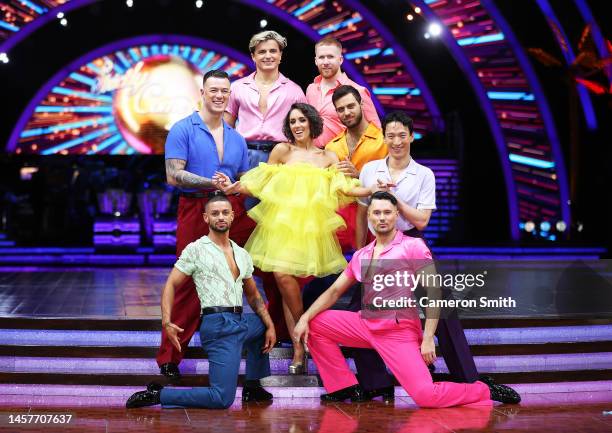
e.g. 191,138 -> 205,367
1,317 -> 610,396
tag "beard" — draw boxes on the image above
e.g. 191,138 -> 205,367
344,111 -> 363,128
209,223 -> 230,233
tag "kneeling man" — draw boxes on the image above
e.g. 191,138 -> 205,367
127,194 -> 276,409
293,191 -> 520,407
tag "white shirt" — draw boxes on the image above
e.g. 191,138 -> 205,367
359,157 -> 436,232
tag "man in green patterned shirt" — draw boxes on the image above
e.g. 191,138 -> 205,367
127,194 -> 276,409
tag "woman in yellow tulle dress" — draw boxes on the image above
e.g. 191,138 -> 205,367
215,103 -> 379,372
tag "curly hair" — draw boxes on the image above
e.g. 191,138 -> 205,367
282,103 -> 324,142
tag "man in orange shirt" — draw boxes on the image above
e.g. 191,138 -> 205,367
306,37 -> 380,148
326,85 -> 387,251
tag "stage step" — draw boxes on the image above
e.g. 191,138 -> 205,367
1,371 -> 611,387
0,317 -> 610,387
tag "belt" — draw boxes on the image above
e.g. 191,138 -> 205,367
179,190 -> 221,199
247,140 -> 279,152
201,306 -> 243,316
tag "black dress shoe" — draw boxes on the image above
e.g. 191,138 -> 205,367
479,376 -> 521,404
126,383 -> 163,409
321,384 -> 367,402
242,385 -> 273,402
364,385 -> 395,402
160,363 -> 180,379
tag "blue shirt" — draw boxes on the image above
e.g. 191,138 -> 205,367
165,112 -> 249,192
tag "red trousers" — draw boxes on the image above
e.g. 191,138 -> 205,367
156,194 -> 286,366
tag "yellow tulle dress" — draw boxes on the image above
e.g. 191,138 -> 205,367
240,162 -> 360,277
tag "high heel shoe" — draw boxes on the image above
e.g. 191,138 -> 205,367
288,350 -> 307,375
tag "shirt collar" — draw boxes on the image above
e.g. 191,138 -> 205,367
244,71 -> 289,86
313,72 -> 349,89
376,156 -> 417,175
363,122 -> 381,140
190,111 -> 231,133
202,235 -> 237,251
361,229 -> 404,256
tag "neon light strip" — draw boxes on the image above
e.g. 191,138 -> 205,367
150,44 -> 160,55
0,21 -> 20,32
382,48 -> 394,55
128,48 -> 140,62
171,45 -> 180,56
487,91 -> 535,101
509,154 -> 555,169
86,62 -> 101,74
161,44 -> 169,55
21,116 -> 115,137
51,87 -> 113,102
140,45 -> 149,58
197,51 -> 215,70
115,51 -> 131,69
293,0 -> 324,16
318,15 -> 363,35
69,72 -> 97,86
344,48 -> 381,59
209,56 -> 228,70
373,87 -> 421,96
190,48 -> 203,63
41,126 -> 117,155
87,133 -> 122,154
181,46 -> 191,60
225,63 -> 244,76
35,106 -> 113,113
457,32 -> 505,46
110,141 -> 128,155
18,0 -> 47,14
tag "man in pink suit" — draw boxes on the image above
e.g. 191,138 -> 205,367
293,191 -> 520,407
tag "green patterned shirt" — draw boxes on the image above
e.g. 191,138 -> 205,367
174,236 -> 254,308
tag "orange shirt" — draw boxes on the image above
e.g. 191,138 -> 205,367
325,123 -> 387,172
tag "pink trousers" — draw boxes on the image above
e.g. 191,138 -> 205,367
308,310 -> 492,408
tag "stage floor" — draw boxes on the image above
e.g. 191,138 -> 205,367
0,394 -> 611,433
1,266 -> 609,319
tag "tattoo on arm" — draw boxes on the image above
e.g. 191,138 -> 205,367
166,158 -> 214,189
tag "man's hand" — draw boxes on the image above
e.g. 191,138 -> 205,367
420,335 -> 437,365
212,171 -> 231,189
293,318 -> 310,345
164,322 -> 185,352
335,159 -> 358,178
262,326 -> 277,354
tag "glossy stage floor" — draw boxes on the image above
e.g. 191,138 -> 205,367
0,265 -> 611,432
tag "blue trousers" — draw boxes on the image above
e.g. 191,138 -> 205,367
160,312 -> 270,409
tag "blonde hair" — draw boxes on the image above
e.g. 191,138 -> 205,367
315,36 -> 343,52
249,30 -> 287,53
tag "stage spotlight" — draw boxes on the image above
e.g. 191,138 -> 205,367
424,32 -> 430,39
60,18 -> 68,26
414,7 -> 421,13
524,221 -> 535,233
56,12 -> 64,19
126,0 -> 133,7
406,14 -> 414,21
556,221 -> 567,232
0,53 -> 8,64
540,221 -> 551,232
428,23 -> 442,37
577,222 -> 584,232
195,0 -> 203,8
260,19 -> 268,28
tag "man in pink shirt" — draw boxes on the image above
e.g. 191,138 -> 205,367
293,191 -> 520,406
306,37 -> 380,148
224,30 -> 306,342
225,30 -> 307,169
